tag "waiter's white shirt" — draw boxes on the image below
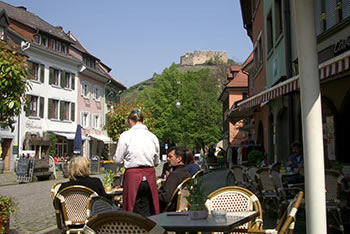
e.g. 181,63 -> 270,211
113,123 -> 160,169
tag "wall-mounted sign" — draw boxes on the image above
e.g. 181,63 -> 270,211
25,121 -> 42,130
333,35 -> 350,55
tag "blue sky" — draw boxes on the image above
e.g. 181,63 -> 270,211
6,0 -> 252,87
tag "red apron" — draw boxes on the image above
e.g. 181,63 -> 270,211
123,167 -> 160,214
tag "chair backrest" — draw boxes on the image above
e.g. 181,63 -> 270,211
84,210 -> 166,234
163,177 -> 191,212
50,182 -> 62,200
256,168 -> 276,194
53,185 -> 98,232
205,186 -> 263,231
278,191 -> 304,233
270,170 -> 284,190
231,165 -> 245,184
246,167 -> 258,182
192,169 -> 204,179
325,169 -> 343,202
87,195 -> 119,218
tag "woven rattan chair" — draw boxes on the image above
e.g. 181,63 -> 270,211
227,165 -> 247,187
205,186 -> 263,233
192,169 -> 204,179
244,166 -> 259,194
51,182 -> 63,200
87,195 -> 119,218
53,185 -> 98,233
83,210 -> 166,234
163,177 -> 191,212
249,191 -> 304,234
325,169 -> 344,233
255,168 -> 279,211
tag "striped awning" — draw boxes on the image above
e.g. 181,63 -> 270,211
319,50 -> 350,80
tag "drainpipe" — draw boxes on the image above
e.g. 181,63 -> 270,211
294,1 -> 327,233
284,0 -> 295,146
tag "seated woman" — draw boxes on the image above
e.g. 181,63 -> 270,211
58,156 -> 108,198
185,150 -> 200,176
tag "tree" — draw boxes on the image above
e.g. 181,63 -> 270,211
0,41 -> 30,131
105,100 -> 155,142
140,64 -> 222,151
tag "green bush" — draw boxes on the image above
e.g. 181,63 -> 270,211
247,150 -> 264,165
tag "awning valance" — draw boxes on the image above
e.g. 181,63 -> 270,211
51,131 -> 87,140
89,134 -> 115,144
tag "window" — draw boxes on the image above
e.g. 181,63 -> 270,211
94,86 -> 101,100
56,41 -> 61,52
274,0 -> 283,39
63,72 -> 71,89
81,112 -> 89,128
267,10 -> 274,53
34,34 -> 41,44
92,114 -> 101,130
55,138 -> 67,157
48,99 -> 59,119
49,67 -> 60,86
81,81 -> 90,98
26,95 -> 44,118
61,101 -> 70,121
0,26 -> 4,40
41,35 -> 48,47
61,44 -> 67,54
253,32 -> 263,76
50,39 -> 55,50
83,55 -> 96,69
28,61 -> 45,82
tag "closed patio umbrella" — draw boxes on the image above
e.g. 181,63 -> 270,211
73,124 -> 82,155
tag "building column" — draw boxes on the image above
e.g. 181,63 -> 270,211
294,1 -> 327,233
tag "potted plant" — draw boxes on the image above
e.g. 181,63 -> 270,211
185,177 -> 208,220
0,195 -> 16,234
103,170 -> 114,192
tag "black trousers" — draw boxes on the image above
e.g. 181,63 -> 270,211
133,181 -> 154,217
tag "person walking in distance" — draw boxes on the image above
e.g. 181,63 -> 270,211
114,109 -> 160,216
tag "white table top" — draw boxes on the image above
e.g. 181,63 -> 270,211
149,211 -> 258,232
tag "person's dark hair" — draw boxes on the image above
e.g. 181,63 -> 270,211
292,141 -> 302,149
185,150 -> 194,164
167,146 -> 186,163
127,109 -> 144,123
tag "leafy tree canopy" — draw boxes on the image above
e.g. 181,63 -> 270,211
139,64 -> 222,151
0,41 -> 30,131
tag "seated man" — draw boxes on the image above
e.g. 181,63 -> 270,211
158,146 -> 190,211
286,142 -> 304,184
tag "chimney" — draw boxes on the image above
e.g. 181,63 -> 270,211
16,6 -> 27,11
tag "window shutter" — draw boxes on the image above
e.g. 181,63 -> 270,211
49,68 -> 53,84
48,99 -> 52,119
89,113 -> 92,128
27,61 -> 33,80
40,64 -> 45,83
25,95 -> 30,117
71,103 -> 75,121
71,73 -> 75,90
39,97 -> 44,118
60,101 -> 64,120
80,112 -> 84,127
99,115 -> 102,129
60,71 -> 65,88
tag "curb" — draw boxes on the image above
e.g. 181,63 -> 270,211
35,225 -> 60,234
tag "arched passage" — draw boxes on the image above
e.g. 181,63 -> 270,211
276,107 -> 289,162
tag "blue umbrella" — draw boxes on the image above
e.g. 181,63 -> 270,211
73,124 -> 82,155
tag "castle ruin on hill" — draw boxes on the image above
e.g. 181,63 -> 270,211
180,50 -> 228,66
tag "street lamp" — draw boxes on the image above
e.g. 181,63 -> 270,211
176,100 -> 181,109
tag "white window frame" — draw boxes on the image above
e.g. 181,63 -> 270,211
94,86 -> 101,101
63,72 -> 71,89
34,34 -> 41,45
61,44 -> 67,54
81,112 -> 90,128
50,39 -> 56,50
81,81 -> 90,98
56,41 -> 61,52
28,95 -> 39,117
62,101 -> 71,121
41,35 -> 48,47
92,114 -> 102,130
30,61 -> 40,81
49,99 -> 59,120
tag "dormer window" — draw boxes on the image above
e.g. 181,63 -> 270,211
61,44 -> 67,54
0,26 -> 4,40
56,41 -> 61,52
50,39 -> 55,50
41,35 -> 48,47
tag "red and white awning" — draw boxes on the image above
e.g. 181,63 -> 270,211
319,50 -> 350,80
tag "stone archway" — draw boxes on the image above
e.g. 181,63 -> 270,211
339,89 -> 350,163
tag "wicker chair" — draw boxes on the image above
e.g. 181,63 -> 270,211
192,169 -> 204,179
87,195 -> 119,218
255,168 -> 279,211
244,166 -> 259,195
227,165 -> 247,187
83,210 -> 166,234
53,185 -> 98,233
325,169 -> 344,233
249,191 -> 304,234
163,177 -> 191,212
205,186 -> 263,233
51,182 -> 63,200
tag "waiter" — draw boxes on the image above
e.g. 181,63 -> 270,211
114,109 -> 160,216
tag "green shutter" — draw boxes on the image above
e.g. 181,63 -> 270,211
71,103 -> 75,121
71,73 -> 75,90
39,97 -> 44,118
40,64 -> 45,83
25,95 -> 30,117
48,99 -> 52,119
60,71 -> 65,88
60,101 -> 64,120
27,61 -> 33,80
49,68 -> 53,84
